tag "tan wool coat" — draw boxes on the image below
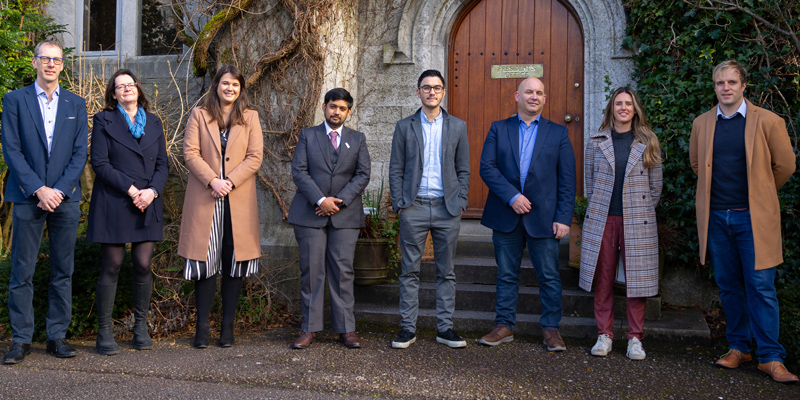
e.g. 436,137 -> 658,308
177,107 -> 264,261
579,130 -> 663,298
690,99 -> 795,270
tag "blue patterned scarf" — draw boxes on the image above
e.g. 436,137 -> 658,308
117,104 -> 146,139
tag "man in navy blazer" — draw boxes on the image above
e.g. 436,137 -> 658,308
478,77 -> 575,352
1,40 -> 88,364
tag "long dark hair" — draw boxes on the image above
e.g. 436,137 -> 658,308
103,69 -> 149,111
203,65 -> 248,129
599,86 -> 662,168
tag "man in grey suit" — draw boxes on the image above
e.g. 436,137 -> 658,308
389,70 -> 470,349
288,88 -> 371,349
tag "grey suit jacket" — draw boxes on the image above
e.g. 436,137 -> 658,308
389,108 -> 470,217
288,123 -> 371,228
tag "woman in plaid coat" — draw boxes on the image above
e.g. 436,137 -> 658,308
579,87 -> 663,360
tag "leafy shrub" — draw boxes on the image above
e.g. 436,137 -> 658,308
778,282 -> 800,370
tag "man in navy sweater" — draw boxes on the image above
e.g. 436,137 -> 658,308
690,60 -> 797,383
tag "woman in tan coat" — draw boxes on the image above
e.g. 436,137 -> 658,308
178,65 -> 263,348
579,87 -> 662,360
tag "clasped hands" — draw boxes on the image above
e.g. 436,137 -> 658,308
128,185 -> 155,212
316,197 -> 343,217
511,194 -> 570,240
210,178 -> 234,199
36,187 -> 63,212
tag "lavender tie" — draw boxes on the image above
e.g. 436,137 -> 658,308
330,130 -> 339,150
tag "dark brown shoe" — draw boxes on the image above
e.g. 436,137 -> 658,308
714,349 -> 753,369
478,324 -> 514,346
758,361 -> 799,383
340,332 -> 362,349
291,332 -> 316,349
542,329 -> 566,352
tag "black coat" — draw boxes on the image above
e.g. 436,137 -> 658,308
86,109 -> 169,243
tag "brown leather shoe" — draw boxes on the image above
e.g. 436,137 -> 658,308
542,328 -> 566,352
340,332 -> 362,349
291,332 -> 316,349
758,361 -> 800,383
714,349 -> 753,369
478,324 -> 514,346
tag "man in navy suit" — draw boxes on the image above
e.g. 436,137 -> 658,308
1,40 -> 88,364
478,77 -> 575,352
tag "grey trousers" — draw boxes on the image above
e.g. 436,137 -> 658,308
398,197 -> 461,333
293,224 -> 359,333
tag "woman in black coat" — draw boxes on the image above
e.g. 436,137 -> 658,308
87,69 -> 169,355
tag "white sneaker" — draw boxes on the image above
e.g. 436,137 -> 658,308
591,334 -> 612,356
627,337 -> 646,360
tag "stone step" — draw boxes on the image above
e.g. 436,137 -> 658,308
454,235 -> 571,263
353,304 -> 710,345
355,282 -> 661,320
420,256 -> 580,287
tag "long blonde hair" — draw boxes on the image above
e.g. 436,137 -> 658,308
599,87 -> 662,168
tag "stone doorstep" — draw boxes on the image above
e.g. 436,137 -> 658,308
353,304 -> 710,345
354,282 -> 662,320
420,257 -> 579,287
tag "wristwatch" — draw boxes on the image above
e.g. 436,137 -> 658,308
149,187 -> 159,198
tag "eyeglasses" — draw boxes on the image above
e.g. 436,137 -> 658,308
34,56 -> 65,65
115,83 -> 137,91
419,85 -> 444,94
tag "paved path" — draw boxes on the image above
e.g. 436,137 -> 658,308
1,326 -> 798,399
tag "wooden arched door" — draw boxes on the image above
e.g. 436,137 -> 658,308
448,0 -> 584,217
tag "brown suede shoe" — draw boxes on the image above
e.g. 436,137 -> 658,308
542,328 -> 566,352
714,349 -> 753,369
478,324 -> 514,346
758,361 -> 799,383
340,332 -> 362,349
291,332 -> 316,349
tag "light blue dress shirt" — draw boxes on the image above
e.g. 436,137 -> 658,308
716,99 -> 747,121
34,82 -> 63,196
419,109 -> 444,198
34,81 -> 60,156
509,115 -> 540,206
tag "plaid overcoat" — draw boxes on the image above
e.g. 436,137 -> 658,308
579,130 -> 663,297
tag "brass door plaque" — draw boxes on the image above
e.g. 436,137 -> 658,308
491,64 -> 543,79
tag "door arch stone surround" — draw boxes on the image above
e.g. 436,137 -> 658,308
383,0 -> 634,157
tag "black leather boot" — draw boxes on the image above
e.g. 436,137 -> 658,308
194,322 -> 210,349
95,283 -> 120,355
132,279 -> 154,350
219,322 -> 234,347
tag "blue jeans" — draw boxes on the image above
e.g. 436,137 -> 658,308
9,202 -> 80,343
707,209 -> 786,363
493,219 -> 562,331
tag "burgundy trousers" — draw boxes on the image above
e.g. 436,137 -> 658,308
593,215 -> 646,340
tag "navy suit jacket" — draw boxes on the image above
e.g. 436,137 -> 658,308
1,84 -> 88,204
479,115 -> 576,237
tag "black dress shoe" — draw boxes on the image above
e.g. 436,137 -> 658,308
3,342 -> 31,364
46,338 -> 77,358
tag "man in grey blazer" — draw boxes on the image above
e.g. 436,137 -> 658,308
288,88 -> 371,349
389,70 -> 470,349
